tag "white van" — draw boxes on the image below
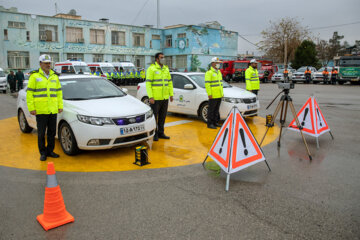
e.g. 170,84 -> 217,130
111,62 -> 136,72
54,61 -> 91,75
0,68 -> 7,93
87,62 -> 116,79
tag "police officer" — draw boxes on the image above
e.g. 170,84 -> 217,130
331,67 -> 338,85
7,70 -> 16,93
105,69 -> 114,82
283,67 -> 289,82
245,59 -> 260,95
322,67 -> 329,84
26,54 -> 63,161
146,52 -> 174,141
205,57 -> 224,129
140,68 -> 146,82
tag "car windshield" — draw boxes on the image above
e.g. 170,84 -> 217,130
122,66 -> 136,72
339,58 -> 360,67
234,62 -> 248,69
61,78 -> 126,100
102,67 -> 116,73
278,69 -> 285,73
188,73 -> 232,88
74,66 -> 91,73
318,67 -> 329,72
297,67 -> 307,72
0,71 -> 5,77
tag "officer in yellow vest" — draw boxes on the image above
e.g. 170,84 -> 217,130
205,57 -> 224,129
146,52 -> 174,141
140,69 -> 146,82
245,59 -> 260,95
26,54 -> 63,161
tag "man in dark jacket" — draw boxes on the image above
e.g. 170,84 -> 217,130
15,69 -> 25,91
7,71 -> 16,93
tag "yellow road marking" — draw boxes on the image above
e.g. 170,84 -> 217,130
0,115 -> 279,172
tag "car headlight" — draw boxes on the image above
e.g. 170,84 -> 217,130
77,114 -> 114,126
145,109 -> 153,119
222,97 -> 244,104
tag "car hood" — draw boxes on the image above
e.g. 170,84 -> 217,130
64,95 -> 151,117
223,86 -> 256,98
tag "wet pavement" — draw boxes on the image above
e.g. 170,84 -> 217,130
0,83 -> 359,239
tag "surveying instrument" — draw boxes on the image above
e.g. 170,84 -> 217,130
259,82 -> 312,160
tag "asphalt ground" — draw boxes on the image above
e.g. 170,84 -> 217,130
0,82 -> 359,240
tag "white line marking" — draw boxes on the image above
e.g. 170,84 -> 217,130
165,120 -> 193,127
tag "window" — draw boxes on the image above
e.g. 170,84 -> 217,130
7,51 -> 30,69
165,56 -> 173,68
4,29 -> 8,40
176,55 -> 187,69
66,27 -> 83,43
93,54 -> 104,62
90,29 -> 105,44
172,74 -> 193,89
26,31 -> 30,41
112,55 -> 126,62
66,53 -> 84,61
112,31 -> 126,45
152,35 -> 160,40
8,21 -> 25,28
165,35 -> 172,48
134,55 -> 145,68
39,24 -> 58,42
223,63 -> 229,69
40,52 -> 59,68
177,33 -> 186,38
133,33 -> 145,47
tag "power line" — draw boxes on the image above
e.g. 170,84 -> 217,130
131,0 -> 151,26
238,34 -> 259,48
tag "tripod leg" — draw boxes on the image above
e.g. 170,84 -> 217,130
277,100 -> 285,147
260,100 -> 284,146
289,101 -> 312,160
202,155 -> 209,169
329,131 -> 334,140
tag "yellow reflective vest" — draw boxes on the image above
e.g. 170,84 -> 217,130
26,68 -> 63,114
245,66 -> 260,91
146,62 -> 174,100
140,70 -> 146,79
205,67 -> 224,99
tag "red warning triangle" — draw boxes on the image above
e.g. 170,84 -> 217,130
314,98 -> 330,135
208,112 -> 233,173
208,107 -> 266,174
288,97 -> 316,135
230,110 -> 265,173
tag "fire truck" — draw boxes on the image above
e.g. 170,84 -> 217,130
220,59 -> 250,82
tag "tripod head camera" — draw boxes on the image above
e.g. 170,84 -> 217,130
277,82 -> 294,90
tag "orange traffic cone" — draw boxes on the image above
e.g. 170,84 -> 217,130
37,162 -> 74,231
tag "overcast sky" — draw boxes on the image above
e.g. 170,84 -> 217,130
1,0 -> 359,55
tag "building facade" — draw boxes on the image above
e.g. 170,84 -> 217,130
0,8 -> 238,72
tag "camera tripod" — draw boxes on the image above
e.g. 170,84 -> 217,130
259,88 -> 312,160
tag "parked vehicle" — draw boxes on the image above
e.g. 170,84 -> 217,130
137,72 -> 259,122
54,60 -> 91,75
0,68 -> 7,93
337,56 -> 360,85
111,62 -> 136,73
260,64 -> 278,83
87,62 -> 116,80
17,75 -> 156,155
220,60 -> 250,82
271,68 -> 293,83
292,66 -> 317,83
313,67 -> 332,84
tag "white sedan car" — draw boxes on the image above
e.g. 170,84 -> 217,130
271,69 -> 293,83
136,72 -> 259,122
17,75 -> 156,155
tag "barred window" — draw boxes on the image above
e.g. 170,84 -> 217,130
152,34 -> 160,40
165,35 -> 172,48
133,33 -> 145,47
177,33 -> 186,38
39,24 -> 58,42
90,29 -> 105,44
8,21 -> 25,28
134,55 -> 145,68
7,51 -> 30,69
93,54 -> 104,62
165,56 -> 173,68
176,55 -> 187,69
66,27 -> 83,43
112,31 -> 126,45
112,55 -> 126,62
66,53 -> 84,61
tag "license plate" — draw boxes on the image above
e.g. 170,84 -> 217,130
247,104 -> 257,110
351,78 -> 359,82
120,125 -> 145,135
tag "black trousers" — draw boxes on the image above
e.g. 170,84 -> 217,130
17,81 -> 23,91
151,100 -> 168,135
251,90 -> 259,95
9,80 -> 16,92
36,114 -> 57,155
208,98 -> 221,126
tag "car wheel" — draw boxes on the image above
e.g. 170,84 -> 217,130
225,75 -> 231,82
2,90 -> 6,94
18,109 -> 33,133
59,122 -> 79,155
142,96 -> 150,106
199,102 -> 209,123
338,81 -> 344,85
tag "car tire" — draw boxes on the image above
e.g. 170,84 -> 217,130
225,75 -> 231,82
58,122 -> 79,156
18,109 -> 33,133
338,81 -> 344,85
199,102 -> 209,123
141,96 -> 150,106
2,90 -> 6,94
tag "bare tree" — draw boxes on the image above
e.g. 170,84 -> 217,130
317,40 -> 332,65
259,17 -> 310,65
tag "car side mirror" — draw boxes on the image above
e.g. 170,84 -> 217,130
184,84 -> 194,89
121,88 -> 128,93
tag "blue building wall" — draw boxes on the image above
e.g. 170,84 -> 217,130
0,10 -> 238,72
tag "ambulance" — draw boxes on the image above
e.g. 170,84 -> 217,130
54,60 -> 91,75
87,62 -> 116,79
111,62 -> 137,73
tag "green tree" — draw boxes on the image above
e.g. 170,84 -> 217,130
190,55 -> 201,72
292,40 -> 320,69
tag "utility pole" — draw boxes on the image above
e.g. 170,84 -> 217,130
157,0 -> 160,28
284,34 -> 288,67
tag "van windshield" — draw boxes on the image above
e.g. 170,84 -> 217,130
74,66 -> 91,73
102,67 -> 116,73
